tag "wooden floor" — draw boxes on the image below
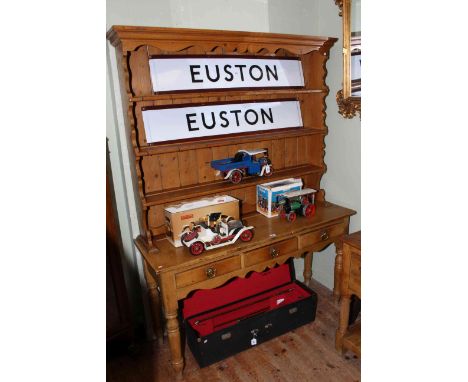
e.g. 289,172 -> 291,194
107,279 -> 360,382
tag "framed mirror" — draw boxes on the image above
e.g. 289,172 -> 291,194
336,0 -> 361,118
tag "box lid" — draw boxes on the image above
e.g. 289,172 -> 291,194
257,178 -> 302,191
182,261 -> 295,319
165,195 -> 238,213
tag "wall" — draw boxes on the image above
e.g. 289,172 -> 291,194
169,0 -> 269,32
268,0 -> 319,35
106,0 -> 361,333
351,0 -> 361,32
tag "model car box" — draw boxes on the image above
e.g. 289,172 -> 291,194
164,195 -> 239,247
256,178 -> 303,218
181,260 -> 318,367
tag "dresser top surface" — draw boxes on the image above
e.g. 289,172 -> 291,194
137,202 -> 355,274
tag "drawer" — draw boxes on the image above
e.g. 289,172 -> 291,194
298,223 -> 346,249
348,250 -> 361,296
175,256 -> 241,288
243,237 -> 298,267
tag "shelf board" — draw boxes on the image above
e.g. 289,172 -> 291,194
136,127 -> 325,156
143,164 -> 323,207
130,88 -> 327,103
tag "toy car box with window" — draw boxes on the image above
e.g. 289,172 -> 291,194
181,260 -> 318,367
164,195 -> 239,247
256,178 -> 303,218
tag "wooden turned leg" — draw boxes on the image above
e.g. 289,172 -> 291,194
159,273 -> 184,379
166,310 -> 184,380
148,287 -> 164,345
143,262 -> 164,344
334,242 -> 344,301
335,294 -> 351,354
303,252 -> 313,287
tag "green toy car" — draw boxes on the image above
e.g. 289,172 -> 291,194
278,188 -> 317,222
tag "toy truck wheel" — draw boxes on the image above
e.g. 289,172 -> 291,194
263,165 -> 273,177
240,229 -> 254,242
230,170 -> 243,184
189,241 -> 205,256
303,204 -> 316,217
279,206 -> 286,219
287,211 -> 297,223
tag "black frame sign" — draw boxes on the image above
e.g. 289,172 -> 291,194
141,100 -> 303,144
148,56 -> 305,93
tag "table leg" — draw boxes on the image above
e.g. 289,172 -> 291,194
160,271 -> 184,379
148,287 -> 164,345
143,262 -> 164,345
335,294 -> 351,354
334,241 -> 343,301
303,252 -> 313,287
166,309 -> 184,380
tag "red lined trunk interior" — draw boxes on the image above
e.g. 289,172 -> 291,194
183,264 -> 312,336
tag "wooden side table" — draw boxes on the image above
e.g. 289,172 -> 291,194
335,231 -> 361,357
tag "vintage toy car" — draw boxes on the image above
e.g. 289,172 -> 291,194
210,149 -> 273,184
278,188 -> 317,222
180,212 -> 254,255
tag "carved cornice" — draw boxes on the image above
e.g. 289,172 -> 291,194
335,0 -> 343,16
336,90 -> 361,119
318,40 -> 337,56
107,25 -> 337,55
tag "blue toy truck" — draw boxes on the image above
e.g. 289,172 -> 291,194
210,149 -> 273,184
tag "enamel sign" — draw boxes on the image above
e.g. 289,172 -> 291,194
142,100 -> 303,144
148,57 -> 305,92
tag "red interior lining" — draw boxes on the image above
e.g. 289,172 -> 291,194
183,264 -> 293,319
183,264 -> 313,336
188,283 -> 310,336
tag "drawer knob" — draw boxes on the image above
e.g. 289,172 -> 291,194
270,247 -> 279,258
320,231 -> 329,241
206,267 -> 217,279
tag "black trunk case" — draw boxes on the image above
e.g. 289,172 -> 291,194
182,262 -> 318,368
